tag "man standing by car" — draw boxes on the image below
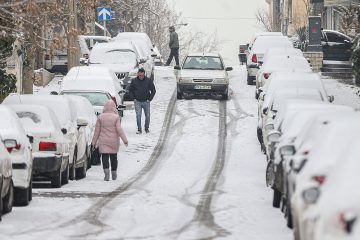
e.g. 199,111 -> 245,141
165,26 -> 180,66
128,68 -> 156,134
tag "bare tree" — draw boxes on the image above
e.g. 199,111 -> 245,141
256,7 -> 280,32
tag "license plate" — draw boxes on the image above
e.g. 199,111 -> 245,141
194,85 -> 211,90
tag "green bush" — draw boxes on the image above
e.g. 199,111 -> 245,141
0,69 -> 16,102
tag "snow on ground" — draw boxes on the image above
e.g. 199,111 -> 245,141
1,65 -> 360,239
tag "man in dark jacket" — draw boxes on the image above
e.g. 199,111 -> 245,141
165,26 -> 180,66
128,68 -> 156,134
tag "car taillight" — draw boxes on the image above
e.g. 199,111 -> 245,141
312,175 -> 326,185
240,47 -> 244,53
263,73 -> 271,80
252,54 -> 257,63
83,54 -> 89,59
3,139 -> 21,153
339,212 -> 357,233
45,54 -> 50,60
111,96 -> 117,106
39,142 -> 57,151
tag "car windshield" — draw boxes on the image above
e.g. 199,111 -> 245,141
182,56 -> 224,70
62,92 -> 110,106
90,49 -> 137,65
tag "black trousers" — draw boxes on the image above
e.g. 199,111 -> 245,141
166,48 -> 179,66
102,153 -> 118,170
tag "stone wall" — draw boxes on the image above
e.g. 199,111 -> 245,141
303,51 -> 323,73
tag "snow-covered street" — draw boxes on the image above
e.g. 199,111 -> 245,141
1,65 -> 359,240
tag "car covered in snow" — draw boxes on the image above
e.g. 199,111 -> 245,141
3,94 -> 86,181
60,66 -> 125,116
174,52 -> 233,100
0,138 -> 13,219
246,35 -> 293,85
255,55 -> 312,94
0,106 -> 33,206
8,105 -> 70,188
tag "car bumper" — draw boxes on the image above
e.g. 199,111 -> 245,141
247,65 -> 258,78
177,83 -> 228,94
32,153 -> 64,175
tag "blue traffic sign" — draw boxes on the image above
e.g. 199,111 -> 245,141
98,7 -> 111,21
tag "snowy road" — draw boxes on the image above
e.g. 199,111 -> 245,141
2,66 -> 359,239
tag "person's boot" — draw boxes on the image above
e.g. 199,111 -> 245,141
111,171 -> 117,180
104,169 -> 110,181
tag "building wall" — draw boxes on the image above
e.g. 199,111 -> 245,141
288,0 -> 310,35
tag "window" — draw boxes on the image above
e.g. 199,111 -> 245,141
326,32 -> 345,43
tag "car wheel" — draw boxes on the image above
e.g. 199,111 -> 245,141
222,89 -> 229,100
69,147 -> 77,180
285,195 -> 293,228
61,162 -> 69,185
272,188 -> 281,208
257,127 -> 263,144
14,186 -> 29,206
86,146 -> 91,170
247,74 -> 253,85
3,181 -> 14,213
51,167 -> 62,188
76,159 -> 87,179
28,178 -> 32,202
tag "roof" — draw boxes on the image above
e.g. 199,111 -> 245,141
186,52 -> 221,57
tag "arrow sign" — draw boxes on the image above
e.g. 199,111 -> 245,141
98,7 -> 111,21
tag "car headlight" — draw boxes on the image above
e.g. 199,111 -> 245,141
214,78 -> 227,83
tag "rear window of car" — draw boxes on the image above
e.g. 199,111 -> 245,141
252,37 -> 293,52
183,56 -> 224,70
62,92 -> 110,106
15,110 -> 55,132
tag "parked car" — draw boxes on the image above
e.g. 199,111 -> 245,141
247,35 -> 293,85
261,48 -> 304,65
60,66 -> 125,116
88,41 -> 148,95
238,44 -> 248,65
45,49 -> 68,74
309,138 -> 360,240
248,32 -> 283,51
291,115 -> 360,239
65,95 -> 97,169
7,105 -> 70,188
0,106 -> 32,206
321,30 -> 353,61
0,139 -> 13,219
78,35 -> 111,60
174,52 -> 233,100
3,94 -> 87,181
255,55 -> 312,92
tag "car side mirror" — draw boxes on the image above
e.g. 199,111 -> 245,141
118,89 -> 127,95
26,135 -> 34,144
174,65 -> 181,70
328,95 -> 335,103
61,128 -> 67,135
225,67 -> 233,71
80,58 -> 89,65
77,118 -> 88,127
139,58 -> 147,64
280,145 -> 296,156
267,130 -> 280,143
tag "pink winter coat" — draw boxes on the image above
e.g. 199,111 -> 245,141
91,100 -> 128,154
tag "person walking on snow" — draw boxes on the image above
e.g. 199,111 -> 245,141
92,100 -> 128,181
128,68 -> 156,134
165,26 -> 180,66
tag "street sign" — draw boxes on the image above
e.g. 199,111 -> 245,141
98,7 -> 111,21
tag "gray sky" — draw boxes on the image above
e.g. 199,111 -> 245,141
167,0 -> 267,65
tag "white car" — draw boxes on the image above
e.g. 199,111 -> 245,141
8,105 -> 70,188
291,114 -> 360,240
60,66 -> 125,116
88,41 -> 147,94
175,52 -> 233,100
246,35 -> 293,85
65,96 -> 97,169
261,48 -> 304,65
0,106 -> 32,206
0,139 -> 13,218
255,55 -> 312,92
3,94 -> 87,181
310,142 -> 360,240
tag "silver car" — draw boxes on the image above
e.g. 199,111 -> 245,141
175,53 -> 232,100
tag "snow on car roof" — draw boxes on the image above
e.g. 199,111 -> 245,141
252,36 -> 293,52
0,106 -> 27,139
263,48 -> 303,63
65,66 -> 113,79
61,77 -> 117,96
261,55 -> 311,72
2,94 -> 76,127
91,41 -> 135,51
186,52 -> 221,57
7,104 -> 60,133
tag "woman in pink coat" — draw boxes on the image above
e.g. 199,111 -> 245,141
92,100 -> 128,181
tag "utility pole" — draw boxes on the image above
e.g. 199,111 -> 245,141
67,0 -> 79,71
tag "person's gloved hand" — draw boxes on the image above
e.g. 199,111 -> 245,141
91,144 -> 96,152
